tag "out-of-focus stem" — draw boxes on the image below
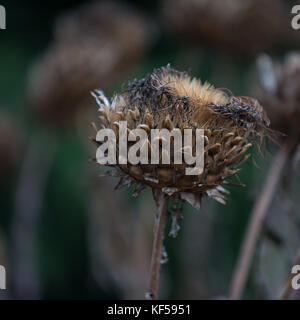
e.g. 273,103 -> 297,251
12,134 -> 55,299
148,193 -> 169,300
229,144 -> 290,300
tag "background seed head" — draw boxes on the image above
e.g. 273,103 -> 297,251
28,0 -> 151,127
259,52 -> 300,140
162,0 -> 290,56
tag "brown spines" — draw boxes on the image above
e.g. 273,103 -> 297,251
129,165 -> 143,180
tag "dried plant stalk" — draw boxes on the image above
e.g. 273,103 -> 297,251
229,142 -> 292,300
12,134 -> 56,299
148,193 -> 169,300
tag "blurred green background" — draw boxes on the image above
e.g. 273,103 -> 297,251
0,0 -> 299,300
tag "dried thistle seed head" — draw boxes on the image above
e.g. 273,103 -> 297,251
92,65 -> 269,209
259,53 -> 300,140
162,0 -> 288,56
28,0 -> 150,127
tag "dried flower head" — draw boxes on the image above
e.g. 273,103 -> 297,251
91,65 -> 269,210
162,0 -> 288,56
28,0 -> 150,126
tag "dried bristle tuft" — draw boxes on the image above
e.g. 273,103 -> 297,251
125,65 -> 228,109
123,65 -> 269,135
159,69 -> 228,106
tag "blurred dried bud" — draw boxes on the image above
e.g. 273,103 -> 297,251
91,65 -> 270,210
28,0 -> 151,127
54,0 -> 149,55
259,53 -> 300,140
162,0 -> 289,56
